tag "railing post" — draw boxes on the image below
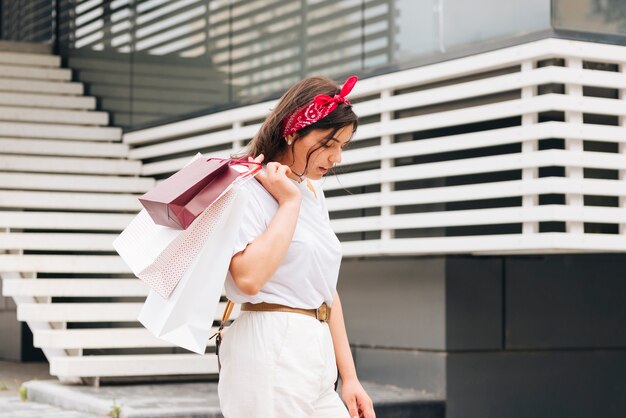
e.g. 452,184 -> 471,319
521,59 -> 539,235
564,57 -> 584,234
618,61 -> 626,235
232,121 -> 244,155
380,89 -> 393,241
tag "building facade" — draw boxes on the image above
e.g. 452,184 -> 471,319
0,1 -> 625,417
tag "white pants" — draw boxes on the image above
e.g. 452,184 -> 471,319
217,310 -> 350,418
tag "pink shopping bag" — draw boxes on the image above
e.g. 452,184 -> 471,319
138,156 -> 260,229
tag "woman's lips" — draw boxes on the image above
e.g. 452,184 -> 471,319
319,166 -> 328,174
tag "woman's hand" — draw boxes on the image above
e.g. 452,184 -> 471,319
249,154 -> 301,206
341,377 -> 376,418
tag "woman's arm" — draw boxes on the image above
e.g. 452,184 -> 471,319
229,199 -> 300,295
329,290 -> 375,418
228,158 -> 302,295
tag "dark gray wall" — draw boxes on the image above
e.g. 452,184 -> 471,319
337,254 -> 626,418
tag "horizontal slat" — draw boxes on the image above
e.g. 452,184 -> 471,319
331,205 -> 626,233
0,211 -> 133,230
326,178 -> 626,212
2,279 -> 147,297
0,91 -> 96,109
128,124 -> 257,160
0,154 -> 140,175
0,121 -> 121,141
0,172 -> 154,193
0,77 -> 83,95
351,94 -> 626,144
0,190 -> 142,211
50,354 -> 220,377
0,51 -> 60,67
0,105 -> 108,125
341,233 -> 626,257
0,233 -> 119,251
0,255 -> 130,273
0,137 -> 129,158
18,301 -> 235,322
0,64 -> 71,80
340,122 -> 626,168
322,149 -> 626,192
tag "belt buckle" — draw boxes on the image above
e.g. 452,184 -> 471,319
316,303 -> 329,322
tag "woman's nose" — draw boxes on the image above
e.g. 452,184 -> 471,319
330,149 -> 342,165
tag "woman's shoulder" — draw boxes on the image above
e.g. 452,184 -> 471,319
238,176 -> 276,207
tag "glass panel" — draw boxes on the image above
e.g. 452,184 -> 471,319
553,0 -> 626,36
393,0 -> 551,63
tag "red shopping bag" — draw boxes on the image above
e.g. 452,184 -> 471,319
138,155 -> 259,229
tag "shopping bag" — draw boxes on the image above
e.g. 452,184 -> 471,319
138,154 -> 260,229
113,153 -> 258,299
137,186 -> 249,354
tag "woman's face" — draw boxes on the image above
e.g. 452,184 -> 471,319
278,124 -> 353,180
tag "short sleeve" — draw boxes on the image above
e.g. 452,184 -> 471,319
231,187 -> 268,257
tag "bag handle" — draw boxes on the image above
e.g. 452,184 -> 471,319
209,299 -> 235,372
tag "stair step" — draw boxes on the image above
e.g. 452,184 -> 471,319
0,64 -> 71,81
0,233 -> 119,251
0,172 -> 154,193
0,137 -> 128,158
0,190 -> 142,211
0,121 -> 121,141
0,50 -> 60,67
0,77 -> 82,95
0,91 -> 95,109
0,154 -> 139,175
2,279 -> 147,297
0,211 -> 133,231
33,327 -> 223,349
17,301 -> 231,322
0,255 -> 130,273
0,105 -> 108,125
49,354 -> 220,378
0,40 -> 53,55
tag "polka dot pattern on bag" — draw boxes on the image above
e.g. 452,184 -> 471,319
141,189 -> 237,299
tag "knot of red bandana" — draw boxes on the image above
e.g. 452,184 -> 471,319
282,75 -> 358,138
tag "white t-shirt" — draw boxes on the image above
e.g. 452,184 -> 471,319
224,167 -> 342,309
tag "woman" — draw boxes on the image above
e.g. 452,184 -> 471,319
217,75 -> 376,418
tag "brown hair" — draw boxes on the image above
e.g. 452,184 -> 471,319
235,75 -> 359,176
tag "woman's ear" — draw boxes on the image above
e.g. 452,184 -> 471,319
285,133 -> 295,145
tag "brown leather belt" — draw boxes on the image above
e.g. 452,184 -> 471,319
241,301 -> 331,323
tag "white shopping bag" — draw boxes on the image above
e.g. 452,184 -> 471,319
137,186 -> 249,354
113,152 -> 254,299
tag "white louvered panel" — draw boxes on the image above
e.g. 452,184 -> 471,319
331,205 -> 626,234
320,150 -> 626,192
326,178 -> 626,212
340,233 -> 626,257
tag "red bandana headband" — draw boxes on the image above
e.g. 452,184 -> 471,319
281,75 -> 358,138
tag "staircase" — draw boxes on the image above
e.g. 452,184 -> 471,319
0,42 -> 231,386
